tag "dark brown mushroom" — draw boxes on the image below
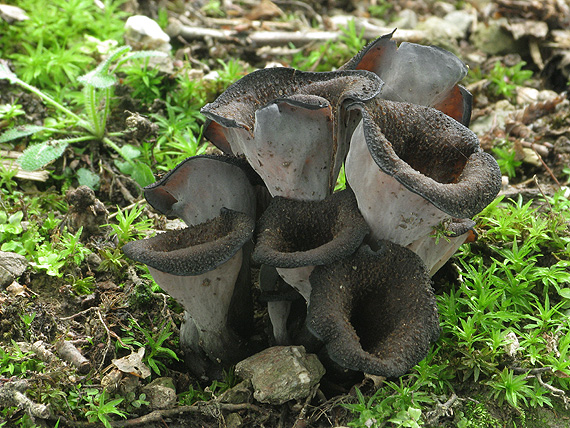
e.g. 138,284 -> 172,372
253,189 -> 369,302
201,67 -> 384,200
122,155 -> 258,377
307,240 -> 440,378
123,209 -> 255,369
344,99 -> 501,273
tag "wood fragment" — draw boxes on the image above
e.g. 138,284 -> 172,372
31,340 -> 58,364
169,20 -> 426,47
0,380 -> 51,420
55,402 -> 264,427
55,339 -> 91,374
0,150 -> 49,182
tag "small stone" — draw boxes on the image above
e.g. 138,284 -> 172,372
0,251 -> 28,288
470,18 -> 523,55
219,380 -> 253,404
141,377 -> 177,410
470,100 -> 516,136
226,412 -> 243,428
125,15 -> 171,52
391,9 -> 417,30
235,346 -> 325,405
444,11 -> 476,38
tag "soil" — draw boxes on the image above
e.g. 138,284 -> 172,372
1,0 -> 570,427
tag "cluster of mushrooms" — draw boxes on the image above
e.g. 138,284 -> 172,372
123,31 -> 502,380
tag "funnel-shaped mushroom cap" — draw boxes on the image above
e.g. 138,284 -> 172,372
201,67 -> 383,200
341,31 -> 472,126
122,208 -> 254,276
253,189 -> 369,268
122,208 -> 255,368
307,240 -> 440,377
345,99 -> 501,247
143,155 -> 258,226
253,189 -> 369,302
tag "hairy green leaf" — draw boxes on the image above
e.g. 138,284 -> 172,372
18,139 -> 69,171
0,124 -> 49,143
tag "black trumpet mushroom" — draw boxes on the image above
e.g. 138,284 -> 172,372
345,99 -> 501,275
340,30 -> 472,126
307,240 -> 440,378
120,30 -> 502,380
122,155 -> 258,377
253,189 -> 369,303
201,67 -> 384,200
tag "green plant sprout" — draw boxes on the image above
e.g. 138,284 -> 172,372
488,60 -> 533,101
0,46 -> 166,187
492,145 -> 522,178
105,202 -> 154,247
85,390 -> 126,428
118,319 -> 179,377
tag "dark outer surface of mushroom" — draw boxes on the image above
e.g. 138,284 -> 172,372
307,240 -> 440,378
352,99 -> 502,219
122,208 -> 255,276
252,189 -> 369,268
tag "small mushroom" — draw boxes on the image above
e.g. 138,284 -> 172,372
340,30 -> 472,126
123,208 -> 255,368
201,67 -> 383,200
307,240 -> 440,378
253,189 -> 369,302
123,155 -> 258,376
345,99 -> 501,273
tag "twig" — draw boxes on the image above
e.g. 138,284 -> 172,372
424,393 -> 458,426
0,380 -> 51,420
110,402 -> 263,427
55,339 -> 91,374
170,21 -> 426,47
31,340 -> 58,364
293,384 -> 319,428
512,366 -> 553,374
536,373 -> 569,408
531,146 -> 562,189
60,306 -> 99,320
533,175 -> 554,211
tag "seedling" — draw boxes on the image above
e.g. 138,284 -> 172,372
492,144 -> 522,178
0,46 -> 166,187
488,60 -> 533,101
85,390 -> 126,428
105,202 -> 154,247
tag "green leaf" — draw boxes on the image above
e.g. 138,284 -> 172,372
78,46 -> 131,89
124,50 -> 168,61
120,144 -> 141,160
114,159 -> 133,175
77,168 -> 100,190
78,69 -> 117,89
558,288 -> 570,299
130,162 -> 155,187
0,125 -> 49,143
18,139 -> 69,171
